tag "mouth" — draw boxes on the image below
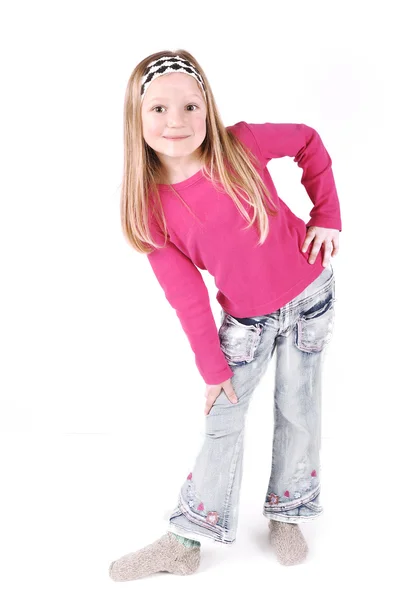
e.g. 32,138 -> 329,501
163,135 -> 190,140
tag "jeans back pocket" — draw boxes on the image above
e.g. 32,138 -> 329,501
295,296 -> 336,353
219,313 -> 265,366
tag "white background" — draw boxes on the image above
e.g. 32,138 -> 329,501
1,0 -> 411,598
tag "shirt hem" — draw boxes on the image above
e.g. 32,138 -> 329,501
219,262 -> 325,318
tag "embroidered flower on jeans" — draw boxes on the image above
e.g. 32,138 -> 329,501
197,502 -> 204,511
294,491 -> 301,499
269,493 -> 279,505
206,511 -> 219,525
284,490 -> 290,498
311,470 -> 317,477
188,500 -> 195,508
187,473 -> 193,480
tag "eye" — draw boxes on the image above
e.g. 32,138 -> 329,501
151,104 -> 199,113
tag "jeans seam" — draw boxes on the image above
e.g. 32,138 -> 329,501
264,484 -> 321,512
173,494 -> 235,543
222,428 -> 244,532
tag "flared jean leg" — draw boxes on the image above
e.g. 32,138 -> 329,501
263,270 -> 336,523
168,317 -> 275,544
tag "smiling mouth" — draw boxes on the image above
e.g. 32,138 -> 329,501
163,135 -> 190,139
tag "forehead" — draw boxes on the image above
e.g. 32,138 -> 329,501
148,93 -> 203,102
143,72 -> 203,103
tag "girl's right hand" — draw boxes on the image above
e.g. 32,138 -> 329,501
204,378 -> 238,416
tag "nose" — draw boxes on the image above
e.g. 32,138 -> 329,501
166,106 -> 187,126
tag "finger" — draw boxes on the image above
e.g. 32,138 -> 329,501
204,397 -> 215,416
322,241 -> 333,267
301,231 -> 315,253
308,240 -> 323,263
227,391 -> 238,404
331,238 -> 339,256
222,382 -> 238,404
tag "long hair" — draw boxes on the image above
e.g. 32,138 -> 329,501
120,49 -> 279,254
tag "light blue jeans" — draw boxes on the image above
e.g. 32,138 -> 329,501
167,265 -> 336,544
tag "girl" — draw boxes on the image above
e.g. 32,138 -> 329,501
109,49 -> 342,581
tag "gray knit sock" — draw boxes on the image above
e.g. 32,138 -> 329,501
268,519 -> 309,566
109,532 -> 201,581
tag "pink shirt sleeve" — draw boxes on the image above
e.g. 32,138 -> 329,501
146,225 -> 234,386
243,122 -> 342,231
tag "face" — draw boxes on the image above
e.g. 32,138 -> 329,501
140,72 -> 207,170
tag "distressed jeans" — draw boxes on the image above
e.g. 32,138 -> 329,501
167,265 -> 336,544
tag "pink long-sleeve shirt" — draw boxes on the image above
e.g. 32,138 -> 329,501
146,121 -> 342,385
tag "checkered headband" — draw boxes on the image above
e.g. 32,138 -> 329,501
140,55 -> 206,101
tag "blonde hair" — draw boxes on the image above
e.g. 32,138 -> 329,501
120,49 -> 279,254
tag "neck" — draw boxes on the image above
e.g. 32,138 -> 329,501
156,160 -> 204,185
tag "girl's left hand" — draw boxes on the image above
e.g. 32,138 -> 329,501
301,226 -> 340,267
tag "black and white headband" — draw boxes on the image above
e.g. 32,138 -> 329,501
140,54 -> 207,101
